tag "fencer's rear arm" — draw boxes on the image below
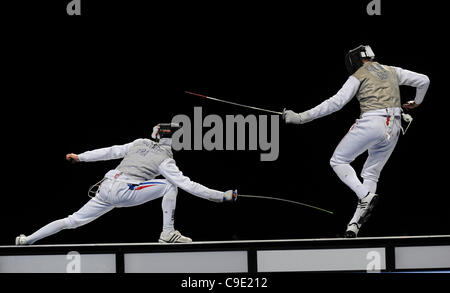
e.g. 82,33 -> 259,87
78,142 -> 134,162
393,67 -> 430,105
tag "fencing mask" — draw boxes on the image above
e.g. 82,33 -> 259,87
345,45 -> 375,75
151,122 -> 181,141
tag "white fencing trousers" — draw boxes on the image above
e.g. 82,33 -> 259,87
330,115 -> 401,200
26,179 -> 177,244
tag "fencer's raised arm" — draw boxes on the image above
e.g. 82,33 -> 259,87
284,76 -> 360,124
158,158 -> 225,202
393,67 -> 430,105
78,141 -> 134,162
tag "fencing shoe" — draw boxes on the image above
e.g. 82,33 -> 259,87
159,230 -> 192,243
357,192 -> 379,226
15,234 -> 29,246
344,223 -> 360,238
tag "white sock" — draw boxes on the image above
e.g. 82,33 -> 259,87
363,179 -> 377,194
332,164 -> 369,199
161,193 -> 177,234
26,218 -> 69,244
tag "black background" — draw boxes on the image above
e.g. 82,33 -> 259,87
1,1 -> 449,246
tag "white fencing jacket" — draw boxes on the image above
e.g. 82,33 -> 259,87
297,66 -> 430,123
78,138 -> 224,202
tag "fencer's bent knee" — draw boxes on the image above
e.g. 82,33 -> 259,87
64,217 -> 79,229
330,157 -> 338,169
330,152 -> 353,169
65,215 -> 88,229
330,156 -> 343,169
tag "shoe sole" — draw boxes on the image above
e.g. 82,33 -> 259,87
344,231 -> 357,238
158,239 -> 192,244
158,238 -> 192,244
357,195 -> 379,226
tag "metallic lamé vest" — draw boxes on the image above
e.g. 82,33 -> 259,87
116,138 -> 173,182
352,61 -> 401,115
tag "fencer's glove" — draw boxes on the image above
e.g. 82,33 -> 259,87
282,109 -> 306,124
402,113 -> 413,123
402,100 -> 420,110
223,189 -> 238,202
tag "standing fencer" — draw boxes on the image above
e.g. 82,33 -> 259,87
16,123 -> 237,245
283,45 -> 429,237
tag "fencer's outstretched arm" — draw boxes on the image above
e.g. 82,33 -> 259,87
77,141 -> 134,162
158,158 -> 225,202
393,66 -> 430,109
284,76 -> 360,124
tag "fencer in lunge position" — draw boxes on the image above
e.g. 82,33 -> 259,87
16,123 -> 237,245
283,45 -> 430,237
